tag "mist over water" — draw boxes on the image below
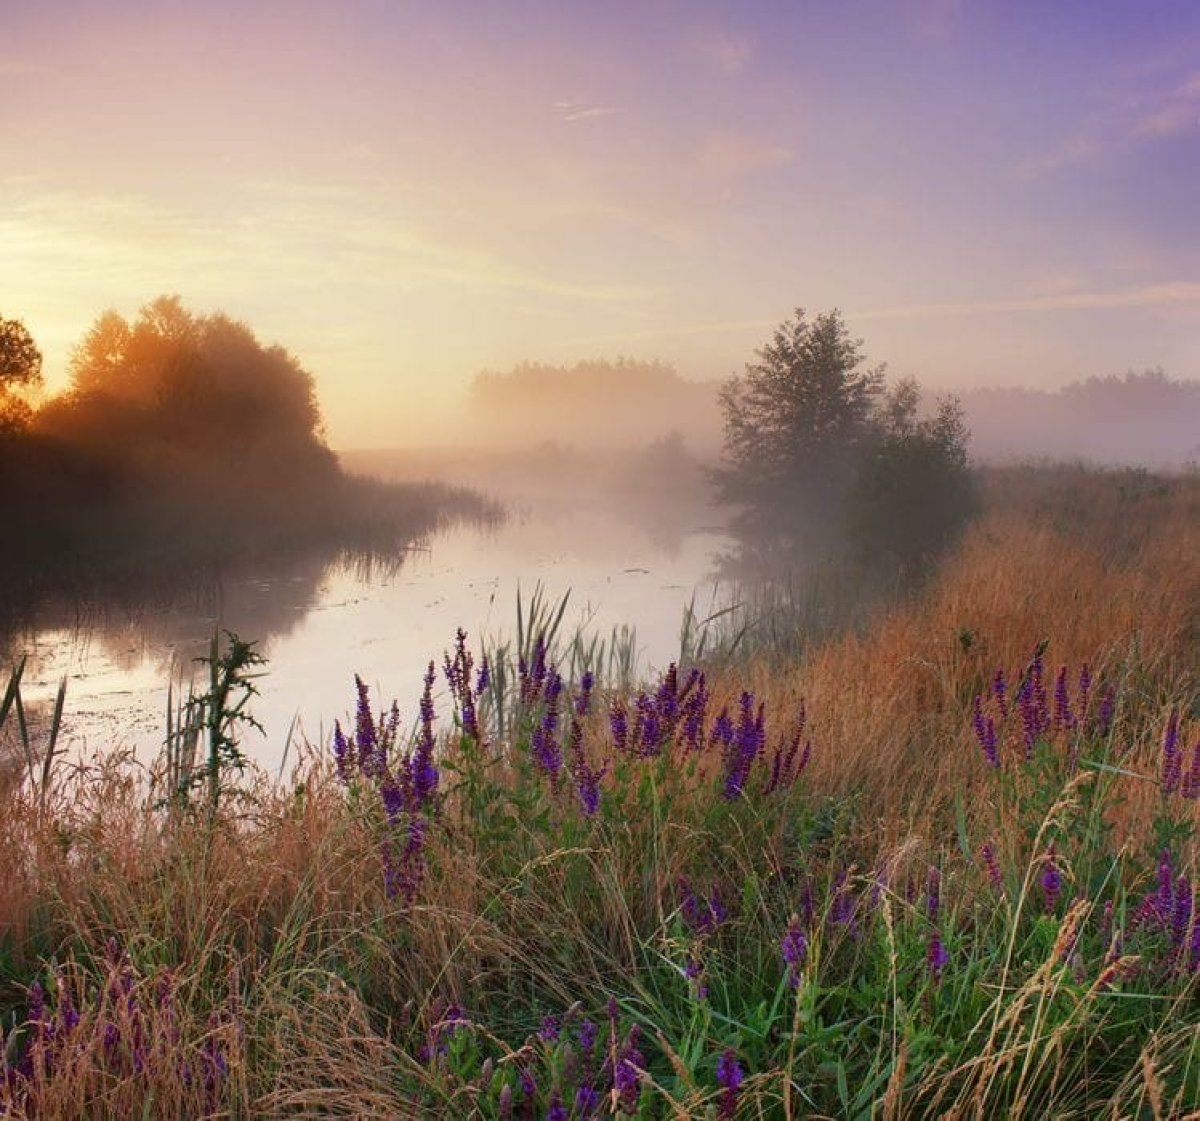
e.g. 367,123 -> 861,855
7,504 -> 732,772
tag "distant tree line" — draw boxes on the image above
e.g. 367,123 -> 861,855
466,358 -> 722,451
959,369 -> 1200,466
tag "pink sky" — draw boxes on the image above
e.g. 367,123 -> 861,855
2,0 -> 1198,446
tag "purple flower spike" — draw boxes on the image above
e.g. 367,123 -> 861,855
610,702 -> 629,752
1041,846 -> 1063,913
927,929 -> 949,983
992,667 -> 1008,717
546,1096 -> 568,1121
1183,739 -> 1200,800
781,918 -> 808,988
1054,665 -> 1075,730
716,1049 -> 743,1119
575,1084 -> 601,1114
1161,709 -> 1182,796
972,695 -> 999,768
575,670 -> 595,718
1096,684 -> 1116,737
979,842 -> 1004,893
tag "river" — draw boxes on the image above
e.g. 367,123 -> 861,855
7,507 -> 732,774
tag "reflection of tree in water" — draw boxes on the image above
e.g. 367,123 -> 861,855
2,544 -> 416,677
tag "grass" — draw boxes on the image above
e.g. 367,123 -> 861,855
0,464 -> 1197,1118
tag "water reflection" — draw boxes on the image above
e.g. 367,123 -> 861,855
4,509 -> 731,772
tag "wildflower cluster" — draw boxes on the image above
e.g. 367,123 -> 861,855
971,648 -> 1116,769
332,666 -> 441,901
1,943 -> 237,1115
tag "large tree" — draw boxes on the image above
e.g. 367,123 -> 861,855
714,308 -> 974,574
713,308 -> 885,555
0,314 -> 44,433
54,296 -> 328,464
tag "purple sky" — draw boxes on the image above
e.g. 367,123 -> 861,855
2,0 -> 1197,446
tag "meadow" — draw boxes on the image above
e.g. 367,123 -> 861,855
1,464 -> 1197,1119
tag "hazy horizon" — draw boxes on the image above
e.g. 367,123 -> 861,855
4,1 -> 1199,447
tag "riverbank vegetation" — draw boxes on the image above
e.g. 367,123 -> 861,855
0,301 -> 499,627
1,462 -> 1195,1117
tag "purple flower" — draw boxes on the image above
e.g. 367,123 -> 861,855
654,664 -> 681,732
354,674 -> 378,770
710,707 -> 734,752
575,764 -> 603,816
1095,684 -> 1116,737
531,668 -> 564,777
546,1095 -> 568,1121
680,879 -> 727,935
781,918 -> 808,988
574,1084 -> 601,1114
722,692 -> 764,800
577,1018 -> 598,1056
1041,846 -> 1062,913
979,843 -> 1003,893
474,656 -> 490,698
332,721 -> 351,782
614,1058 -> 640,1110
992,667 -> 1008,718
498,1082 -> 514,1119
609,702 -> 629,752
716,1049 -> 743,1118
927,929 -> 949,982
519,1066 -> 537,1099
1054,665 -> 1075,730
1183,738 -> 1200,800
1161,709 -> 1182,796
972,696 -> 999,768
538,1015 -> 560,1043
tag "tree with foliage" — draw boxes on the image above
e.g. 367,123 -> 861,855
714,308 -> 974,574
0,314 -> 44,434
39,296 -> 332,485
713,308 -> 885,556
845,378 -> 977,573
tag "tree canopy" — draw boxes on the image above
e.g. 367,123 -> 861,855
0,314 -> 44,434
34,297 -> 332,487
714,308 -> 974,574
713,308 -> 886,550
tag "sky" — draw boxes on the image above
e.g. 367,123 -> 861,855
2,0 -> 1198,447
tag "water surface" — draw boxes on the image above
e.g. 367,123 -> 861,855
9,508 -> 731,772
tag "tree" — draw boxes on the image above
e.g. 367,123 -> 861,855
0,314 -> 44,433
845,379 -> 977,573
712,308 -> 885,556
714,308 -> 975,575
57,296 -> 327,457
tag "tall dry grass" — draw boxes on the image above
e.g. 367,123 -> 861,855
1,463 -> 1196,1117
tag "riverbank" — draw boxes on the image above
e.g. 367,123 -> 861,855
1,464 -> 1197,1117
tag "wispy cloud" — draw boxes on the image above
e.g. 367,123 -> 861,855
0,181 -> 656,309
856,283 -> 1200,319
1016,67 -> 1200,179
553,100 -> 622,123
553,282 -> 1200,350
